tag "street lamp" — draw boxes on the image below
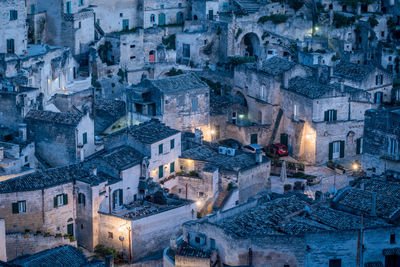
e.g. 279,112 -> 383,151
119,223 -> 132,263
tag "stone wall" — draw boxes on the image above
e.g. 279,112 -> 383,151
0,219 -> 6,262
5,233 -> 77,261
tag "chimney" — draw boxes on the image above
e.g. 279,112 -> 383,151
283,72 -> 289,89
340,80 -> 345,93
90,167 -> 97,176
170,238 -> 177,251
255,149 -> 262,163
80,148 -> 85,161
371,193 -> 376,217
105,255 -> 114,267
329,66 -> 333,78
0,147 -> 4,161
19,123 -> 27,142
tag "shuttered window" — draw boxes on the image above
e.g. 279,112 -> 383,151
54,194 -> 68,208
170,139 -> 175,149
324,110 -> 337,122
12,201 -> 26,214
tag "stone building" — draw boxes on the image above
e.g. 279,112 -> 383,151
25,109 -> 95,167
35,0 -> 95,56
103,119 -> 181,181
333,61 -> 393,104
0,0 -> 27,55
163,137 -> 270,213
363,107 -> 400,175
164,178 -> 400,266
141,0 -> 188,29
279,75 -> 374,165
94,98 -> 126,135
127,73 -> 211,139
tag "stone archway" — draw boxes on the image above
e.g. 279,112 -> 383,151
240,33 -> 261,59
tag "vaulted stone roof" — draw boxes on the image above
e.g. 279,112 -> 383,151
334,61 -> 379,81
260,56 -> 297,76
94,98 -> 126,118
25,110 -> 83,126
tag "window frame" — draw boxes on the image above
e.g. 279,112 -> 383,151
10,10 -> 18,21
159,143 -> 163,154
170,139 -> 175,149
83,132 -> 87,144
18,201 -> 26,213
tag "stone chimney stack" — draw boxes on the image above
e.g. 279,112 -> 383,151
283,72 -> 289,89
371,193 -> 377,217
19,123 -> 27,142
0,147 -> 4,161
340,80 -> 345,93
90,167 -> 97,176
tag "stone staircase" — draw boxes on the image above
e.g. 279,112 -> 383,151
212,191 -> 229,211
234,0 -> 261,14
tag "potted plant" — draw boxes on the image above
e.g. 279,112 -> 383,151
36,230 -> 42,235
24,229 -> 31,233
64,234 -> 70,239
55,233 -> 62,238
69,235 -> 75,242
44,232 -> 51,237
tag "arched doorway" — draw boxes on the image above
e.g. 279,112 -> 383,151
240,33 -> 261,59
193,15 -> 198,20
158,13 -> 166,26
233,91 -> 248,107
177,12 -> 184,24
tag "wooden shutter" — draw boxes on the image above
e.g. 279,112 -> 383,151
340,141 -> 345,158
112,191 -> 116,209
333,110 -> 337,121
54,196 -> 58,208
324,111 -> 328,121
356,138 -> 360,154
118,189 -> 123,206
63,194 -> 68,205
329,142 -> 333,160
12,203 -> 19,214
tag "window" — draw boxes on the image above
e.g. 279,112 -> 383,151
83,132 -> 87,144
10,10 -> 18,20
108,232 -> 113,239
150,14 -> 155,23
170,162 -> 175,173
79,0 -> 84,6
208,10 -> 213,20
6,39 -> 15,54
78,193 -> 86,206
122,19 -> 129,30
130,44 -> 135,48
376,74 -> 383,85
178,3 -> 182,8
251,134 -> 258,144
195,236 -> 201,243
389,56 -> 393,61
374,92 -> 383,103
30,4 -> 36,14
112,189 -> 123,209
78,21 -> 81,29
170,139 -> 175,149
294,105 -> 298,120
177,11 -> 184,24
130,56 -> 136,59
192,98 -> 198,111
198,192 -> 204,197
25,156 -> 28,162
12,201 -> 26,214
329,259 -> 341,267
160,4 -> 164,8
210,238 -> 216,249
183,44 -> 190,58
120,13 -> 123,17
66,1 -> 71,14
391,234 -> 396,244
388,137 -> 399,156
158,13 -> 166,26
158,165 -> 164,178
54,194 -> 68,207
329,141 -> 344,160
178,188 -> 182,193
149,50 -> 156,63
159,144 -> 163,154
356,138 -> 363,154
381,31 -> 385,37
324,109 -> 337,122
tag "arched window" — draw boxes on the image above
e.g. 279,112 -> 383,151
78,193 -> 86,206
149,50 -> 156,63
150,14 -> 155,23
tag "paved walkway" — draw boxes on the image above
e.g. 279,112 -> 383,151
270,165 -> 353,199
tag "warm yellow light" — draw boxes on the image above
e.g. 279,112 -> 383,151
210,129 -> 215,135
315,27 -> 319,31
306,134 -> 313,139
196,200 -> 202,206
352,163 -> 359,171
239,114 -> 244,119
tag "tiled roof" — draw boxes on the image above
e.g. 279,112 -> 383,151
95,98 -> 126,118
210,95 -> 231,116
9,245 -> 91,267
181,143 -> 269,172
25,110 -> 83,126
260,57 -> 297,76
0,164 -> 118,193
145,73 -> 208,93
334,61 -> 376,81
128,119 -> 180,144
88,145 -> 144,171
334,188 -> 400,220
